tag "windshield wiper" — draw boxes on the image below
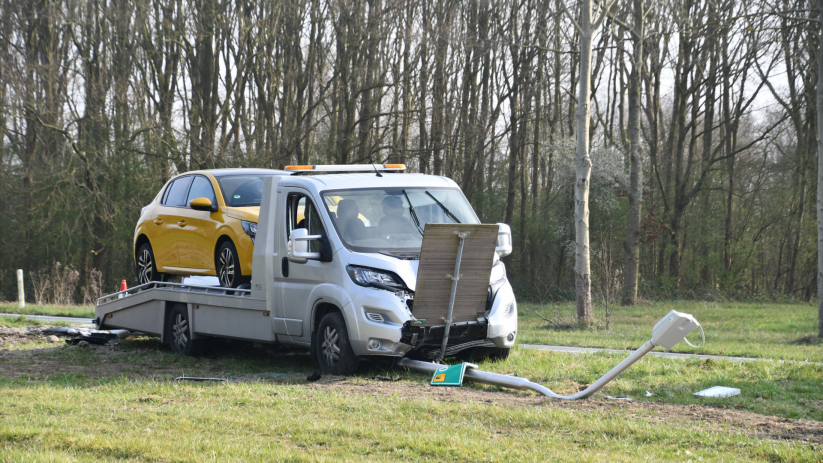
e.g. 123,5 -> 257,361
425,191 -> 461,223
402,189 -> 425,236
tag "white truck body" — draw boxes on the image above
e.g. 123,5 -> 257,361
96,172 -> 517,372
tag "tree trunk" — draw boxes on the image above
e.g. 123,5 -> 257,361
568,0 -> 601,326
722,30 -> 735,275
816,0 -> 823,338
621,0 -> 643,306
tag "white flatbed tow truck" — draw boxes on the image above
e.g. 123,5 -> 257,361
96,165 -> 518,375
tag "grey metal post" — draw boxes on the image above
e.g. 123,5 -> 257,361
17,269 -> 25,308
400,341 -> 657,399
439,231 -> 468,362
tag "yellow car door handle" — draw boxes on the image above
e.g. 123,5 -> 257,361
177,221 -> 186,227
154,219 -> 163,225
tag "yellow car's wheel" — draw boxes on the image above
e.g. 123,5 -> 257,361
216,240 -> 245,288
136,243 -> 164,285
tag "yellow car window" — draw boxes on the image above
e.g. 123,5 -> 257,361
187,176 -> 216,205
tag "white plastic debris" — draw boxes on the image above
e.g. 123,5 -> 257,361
693,386 -> 740,398
645,390 -> 654,397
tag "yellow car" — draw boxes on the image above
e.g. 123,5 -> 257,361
134,168 -> 288,287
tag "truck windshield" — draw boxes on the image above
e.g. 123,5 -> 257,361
321,187 -> 480,254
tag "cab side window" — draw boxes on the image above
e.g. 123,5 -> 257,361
286,194 -> 325,253
187,175 -> 217,206
163,176 -> 193,207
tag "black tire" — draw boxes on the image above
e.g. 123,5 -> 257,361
490,347 -> 511,360
216,240 -> 244,288
167,303 -> 204,356
459,346 -> 511,362
315,312 -> 359,375
136,242 -> 164,285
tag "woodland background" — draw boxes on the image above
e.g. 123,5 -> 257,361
0,0 -> 817,306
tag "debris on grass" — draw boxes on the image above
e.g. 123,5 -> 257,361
694,386 -> 741,398
175,376 -> 228,382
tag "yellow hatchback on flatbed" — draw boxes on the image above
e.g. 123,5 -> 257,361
134,168 -> 289,287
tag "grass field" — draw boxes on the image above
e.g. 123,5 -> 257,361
0,302 -> 94,319
518,300 -> 823,362
1,333 -> 821,461
1,300 -> 822,461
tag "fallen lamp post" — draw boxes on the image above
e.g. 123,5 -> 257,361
399,310 -> 704,400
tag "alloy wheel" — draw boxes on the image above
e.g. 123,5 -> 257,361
219,248 -> 235,287
172,313 -> 188,351
137,248 -> 153,285
322,326 -> 341,366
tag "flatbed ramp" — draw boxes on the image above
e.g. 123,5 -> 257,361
95,282 -> 274,343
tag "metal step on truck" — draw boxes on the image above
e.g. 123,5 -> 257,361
95,165 -> 518,375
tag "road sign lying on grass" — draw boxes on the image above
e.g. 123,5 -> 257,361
431,362 -> 478,387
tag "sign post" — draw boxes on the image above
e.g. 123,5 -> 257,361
17,269 -> 25,308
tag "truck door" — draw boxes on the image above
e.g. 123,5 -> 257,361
274,189 -> 331,342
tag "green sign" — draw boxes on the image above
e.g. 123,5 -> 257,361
430,362 -> 478,387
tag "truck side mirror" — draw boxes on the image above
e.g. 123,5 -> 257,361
496,223 -> 512,258
288,228 -> 322,263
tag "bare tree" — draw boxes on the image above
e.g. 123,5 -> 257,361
562,0 -> 616,326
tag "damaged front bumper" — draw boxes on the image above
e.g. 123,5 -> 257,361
349,279 -> 518,359
398,280 -> 518,359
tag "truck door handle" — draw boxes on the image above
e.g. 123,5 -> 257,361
154,219 -> 163,225
281,257 -> 289,278
177,221 -> 186,227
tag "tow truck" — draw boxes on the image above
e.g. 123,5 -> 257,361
96,165 -> 517,375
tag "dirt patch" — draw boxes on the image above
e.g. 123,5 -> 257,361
0,325 -> 61,347
1,339 -> 822,445
0,342 -> 184,381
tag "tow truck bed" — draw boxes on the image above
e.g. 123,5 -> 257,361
95,282 -> 274,343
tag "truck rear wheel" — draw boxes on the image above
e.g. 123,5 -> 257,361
316,312 -> 359,375
168,304 -> 203,356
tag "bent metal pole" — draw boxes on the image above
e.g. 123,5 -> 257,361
438,231 -> 469,362
399,341 -> 656,400
403,310 -> 702,399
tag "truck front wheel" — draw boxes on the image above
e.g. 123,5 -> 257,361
316,312 -> 359,375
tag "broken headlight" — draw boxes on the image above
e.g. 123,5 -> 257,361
346,265 -> 405,291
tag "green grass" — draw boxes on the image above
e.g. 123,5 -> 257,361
498,346 -> 823,421
0,315 -> 71,328
0,340 -> 820,461
518,301 -> 823,362
0,302 -> 95,319
1,380 -> 817,462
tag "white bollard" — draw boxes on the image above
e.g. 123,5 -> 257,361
17,269 -> 25,308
